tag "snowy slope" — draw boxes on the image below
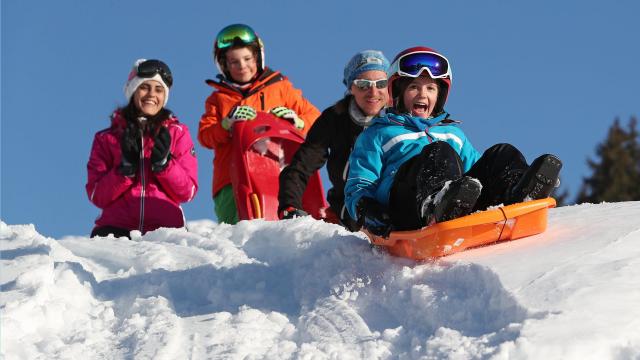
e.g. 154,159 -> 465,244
2,202 -> 640,359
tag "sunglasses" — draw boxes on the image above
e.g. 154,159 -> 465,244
216,24 -> 257,50
137,60 -> 173,87
352,78 -> 388,91
391,51 -> 452,79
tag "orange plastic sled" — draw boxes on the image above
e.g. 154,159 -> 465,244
364,197 -> 556,260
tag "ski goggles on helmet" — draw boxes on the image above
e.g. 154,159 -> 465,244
390,51 -> 452,79
216,24 -> 258,50
137,59 -> 173,87
352,78 -> 388,91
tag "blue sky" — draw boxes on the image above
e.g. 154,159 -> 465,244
2,0 -> 639,237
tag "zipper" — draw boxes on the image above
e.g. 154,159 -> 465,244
138,130 -> 146,232
425,127 -> 433,143
260,92 -> 265,111
342,152 -> 350,181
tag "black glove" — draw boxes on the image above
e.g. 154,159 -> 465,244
357,197 -> 393,237
278,206 -> 309,220
339,206 -> 361,232
119,122 -> 141,177
151,126 -> 172,172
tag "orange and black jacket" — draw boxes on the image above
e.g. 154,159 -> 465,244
198,68 -> 320,196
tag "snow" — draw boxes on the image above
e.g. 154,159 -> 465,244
2,201 -> 640,359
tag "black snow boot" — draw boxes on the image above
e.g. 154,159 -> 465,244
507,154 -> 562,204
420,176 -> 483,226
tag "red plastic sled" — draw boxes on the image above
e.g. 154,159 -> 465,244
230,112 -> 328,221
364,197 -> 556,260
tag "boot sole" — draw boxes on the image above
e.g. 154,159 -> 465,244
523,155 -> 563,200
435,177 -> 483,223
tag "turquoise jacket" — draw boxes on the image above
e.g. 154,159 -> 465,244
344,111 -> 481,220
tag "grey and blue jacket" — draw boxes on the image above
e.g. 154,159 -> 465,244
344,111 -> 481,220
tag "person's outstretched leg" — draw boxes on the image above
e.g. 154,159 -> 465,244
465,143 -> 529,210
465,143 -> 562,210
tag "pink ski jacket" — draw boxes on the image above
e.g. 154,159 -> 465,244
86,111 -> 198,233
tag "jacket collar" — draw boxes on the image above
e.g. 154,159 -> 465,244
110,109 -> 177,129
205,67 -> 284,97
374,109 -> 451,131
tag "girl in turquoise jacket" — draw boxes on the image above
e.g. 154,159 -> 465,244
345,47 -> 562,236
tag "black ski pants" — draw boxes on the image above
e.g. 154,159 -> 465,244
389,142 -> 528,230
91,226 -> 131,239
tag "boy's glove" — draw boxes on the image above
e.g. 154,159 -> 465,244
222,105 -> 257,130
278,206 -> 309,220
270,106 -> 305,130
119,122 -> 141,177
357,197 -> 393,237
151,126 -> 172,173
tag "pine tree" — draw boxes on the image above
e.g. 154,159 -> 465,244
553,186 -> 570,207
576,116 -> 640,203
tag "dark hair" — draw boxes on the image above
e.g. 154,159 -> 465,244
120,101 -> 172,134
393,77 -> 447,115
220,42 -> 262,78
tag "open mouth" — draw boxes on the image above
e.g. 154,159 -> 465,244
413,102 -> 429,113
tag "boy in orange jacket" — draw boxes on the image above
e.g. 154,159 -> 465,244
198,24 -> 320,224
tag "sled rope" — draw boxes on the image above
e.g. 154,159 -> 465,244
497,206 -> 509,241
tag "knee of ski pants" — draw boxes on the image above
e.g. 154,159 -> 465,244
214,185 -> 240,225
419,141 -> 463,165
482,143 -> 527,165
416,141 -> 464,182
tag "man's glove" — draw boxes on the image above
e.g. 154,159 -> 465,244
151,126 -> 172,173
357,197 -> 393,237
119,122 -> 141,177
222,105 -> 257,130
340,207 -> 361,232
278,206 -> 309,220
270,106 -> 305,130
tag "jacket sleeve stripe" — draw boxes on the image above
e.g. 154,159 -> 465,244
382,132 -> 427,152
430,132 -> 463,148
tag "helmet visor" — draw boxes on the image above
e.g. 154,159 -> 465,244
391,51 -> 452,79
137,59 -> 173,87
216,24 -> 257,50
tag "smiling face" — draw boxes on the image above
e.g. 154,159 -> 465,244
349,70 -> 390,117
401,75 -> 440,118
224,47 -> 258,83
133,80 -> 165,116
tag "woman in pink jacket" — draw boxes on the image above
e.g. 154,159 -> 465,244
86,59 -> 198,238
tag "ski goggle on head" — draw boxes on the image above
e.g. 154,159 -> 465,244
136,59 -> 173,87
216,24 -> 258,50
390,51 -> 452,80
352,78 -> 388,91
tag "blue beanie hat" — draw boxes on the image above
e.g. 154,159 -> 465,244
343,50 -> 390,89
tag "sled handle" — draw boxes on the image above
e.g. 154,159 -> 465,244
250,193 -> 262,219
